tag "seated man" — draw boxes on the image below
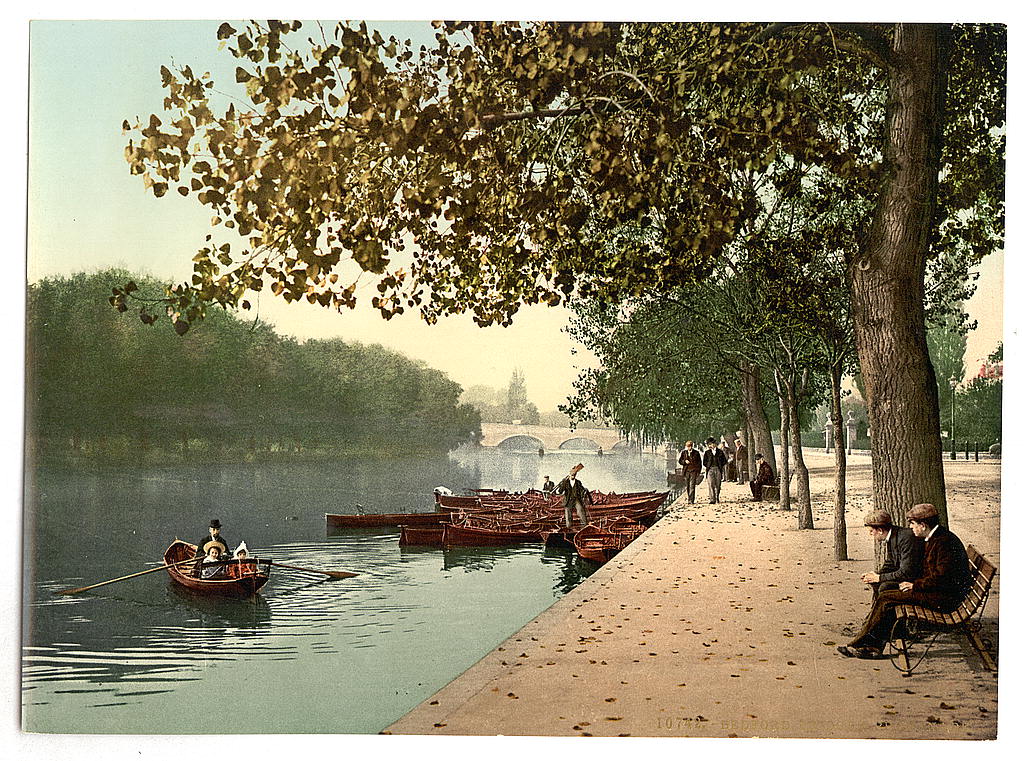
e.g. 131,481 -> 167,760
838,503 -> 972,659
749,454 -> 775,501
193,519 -> 230,576
860,510 -> 923,599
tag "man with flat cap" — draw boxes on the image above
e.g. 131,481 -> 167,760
702,437 -> 727,504
838,503 -> 972,659
860,510 -> 923,600
556,463 -> 592,529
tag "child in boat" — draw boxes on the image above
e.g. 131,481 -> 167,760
200,545 -> 227,579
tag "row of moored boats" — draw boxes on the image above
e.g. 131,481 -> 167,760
326,489 -> 669,564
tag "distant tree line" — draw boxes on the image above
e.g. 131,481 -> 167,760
26,271 -> 481,461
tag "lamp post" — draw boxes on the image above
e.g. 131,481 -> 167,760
949,377 -> 957,459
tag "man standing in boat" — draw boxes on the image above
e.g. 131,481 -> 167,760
556,463 -> 592,529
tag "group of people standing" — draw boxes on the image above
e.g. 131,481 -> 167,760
677,436 -> 774,504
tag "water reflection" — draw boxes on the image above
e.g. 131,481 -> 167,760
23,445 -> 666,732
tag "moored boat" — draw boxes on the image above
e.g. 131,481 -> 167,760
326,511 -> 451,528
573,519 -> 647,564
398,525 -> 446,546
441,522 -> 546,547
164,540 -> 270,598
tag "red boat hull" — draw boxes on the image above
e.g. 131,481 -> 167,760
399,525 -> 446,546
326,512 -> 451,528
164,541 -> 270,598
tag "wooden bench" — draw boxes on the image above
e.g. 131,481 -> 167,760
887,545 -> 997,674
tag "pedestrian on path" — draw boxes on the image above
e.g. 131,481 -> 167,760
702,437 -> 726,504
678,440 -> 703,504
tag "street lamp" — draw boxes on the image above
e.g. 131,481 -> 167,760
949,377 -> 958,458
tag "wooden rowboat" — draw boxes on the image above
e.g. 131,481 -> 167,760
441,522 -> 545,547
573,519 -> 647,564
398,525 -> 446,546
164,540 -> 270,598
326,511 -> 451,528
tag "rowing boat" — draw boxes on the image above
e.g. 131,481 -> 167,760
441,522 -> 546,546
163,540 -> 270,597
398,525 -> 446,546
325,511 -> 451,528
573,519 -> 647,564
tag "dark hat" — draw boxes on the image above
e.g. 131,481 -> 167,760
754,453 -> 764,460
209,519 -> 222,529
863,510 -> 893,528
906,503 -> 939,521
706,437 -> 716,445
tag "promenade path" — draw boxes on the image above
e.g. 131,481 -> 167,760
385,452 -> 999,739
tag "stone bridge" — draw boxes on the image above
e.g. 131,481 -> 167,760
478,422 -> 666,454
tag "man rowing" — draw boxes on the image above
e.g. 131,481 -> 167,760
193,519 -> 230,577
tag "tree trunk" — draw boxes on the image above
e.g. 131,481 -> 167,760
777,390 -> 791,511
850,23 -> 949,525
786,379 -> 813,528
739,361 -> 777,474
830,363 -> 849,560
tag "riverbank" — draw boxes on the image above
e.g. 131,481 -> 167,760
384,451 -> 1000,738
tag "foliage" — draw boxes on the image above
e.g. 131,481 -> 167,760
27,270 -> 480,459
950,344 -> 1002,447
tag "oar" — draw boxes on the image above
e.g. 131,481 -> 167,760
269,561 -> 357,580
56,557 -> 197,595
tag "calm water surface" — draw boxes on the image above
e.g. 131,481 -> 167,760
23,445 -> 669,733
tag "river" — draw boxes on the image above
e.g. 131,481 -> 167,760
22,444 -> 669,733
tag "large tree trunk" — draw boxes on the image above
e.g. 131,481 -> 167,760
850,24 -> 949,525
739,361 -> 777,474
787,378 -> 813,529
829,363 -> 849,559
777,391 -> 791,511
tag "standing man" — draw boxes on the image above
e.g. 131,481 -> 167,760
541,475 -> 556,497
735,437 -> 749,484
860,510 -> 924,599
749,454 -> 775,501
556,463 -> 592,529
839,503 -> 972,659
721,436 -> 736,482
678,440 -> 703,504
702,437 -> 727,504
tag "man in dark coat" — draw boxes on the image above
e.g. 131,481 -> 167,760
556,463 -> 592,528
195,519 -> 229,557
749,454 -> 775,501
678,440 -> 703,504
838,503 -> 972,659
860,509 -> 924,599
735,438 -> 749,484
702,437 -> 727,504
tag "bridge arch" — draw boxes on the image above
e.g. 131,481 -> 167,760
496,434 -> 546,452
611,439 -> 638,451
558,437 -> 602,451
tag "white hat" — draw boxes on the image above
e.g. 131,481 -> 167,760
233,541 -> 249,558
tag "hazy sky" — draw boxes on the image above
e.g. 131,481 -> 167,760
27,19 -> 1004,411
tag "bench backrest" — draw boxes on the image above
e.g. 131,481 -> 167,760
958,545 -> 997,619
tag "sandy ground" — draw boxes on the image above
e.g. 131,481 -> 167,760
384,450 -> 1000,739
